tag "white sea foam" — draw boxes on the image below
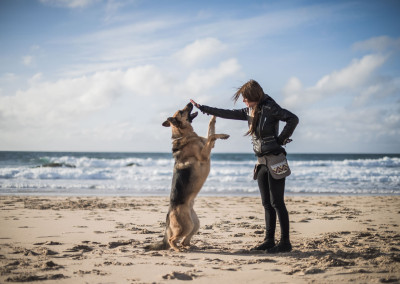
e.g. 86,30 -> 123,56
0,154 -> 399,195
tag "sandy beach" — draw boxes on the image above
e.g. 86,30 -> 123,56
0,195 -> 399,283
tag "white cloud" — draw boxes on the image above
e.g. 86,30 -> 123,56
39,0 -> 99,9
281,42 -> 400,153
173,38 -> 226,66
48,4 -> 335,78
283,53 -> 387,108
353,36 -> 400,52
181,58 -> 241,95
30,45 -> 41,51
123,65 -> 171,96
0,73 -> 17,82
314,54 -> 386,91
0,51 -> 241,150
28,73 -> 43,85
103,0 -> 128,23
22,55 -> 33,66
290,104 -> 400,153
53,17 -> 184,77
352,77 -> 400,107
0,70 -> 123,130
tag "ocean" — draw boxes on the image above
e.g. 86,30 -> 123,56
0,152 -> 399,196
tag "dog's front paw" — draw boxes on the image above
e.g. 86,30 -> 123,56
220,134 -> 230,140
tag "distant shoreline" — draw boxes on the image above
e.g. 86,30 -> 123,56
1,150 -> 400,155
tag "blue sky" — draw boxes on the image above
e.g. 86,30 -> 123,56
0,0 -> 399,153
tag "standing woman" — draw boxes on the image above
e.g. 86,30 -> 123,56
190,79 -> 298,253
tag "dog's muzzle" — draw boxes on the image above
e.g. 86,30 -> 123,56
186,103 -> 198,122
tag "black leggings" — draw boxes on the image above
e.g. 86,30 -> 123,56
256,164 -> 290,241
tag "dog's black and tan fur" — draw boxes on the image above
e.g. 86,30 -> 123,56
146,102 -> 229,252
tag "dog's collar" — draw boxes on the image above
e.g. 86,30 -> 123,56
171,134 -> 198,153
172,136 -> 184,142
171,136 -> 184,153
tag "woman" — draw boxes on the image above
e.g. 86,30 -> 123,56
190,79 -> 299,253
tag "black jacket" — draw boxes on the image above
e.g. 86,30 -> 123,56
199,94 -> 299,156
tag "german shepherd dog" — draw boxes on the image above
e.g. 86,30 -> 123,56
146,102 -> 229,252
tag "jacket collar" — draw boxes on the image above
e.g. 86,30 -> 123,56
262,93 -> 275,105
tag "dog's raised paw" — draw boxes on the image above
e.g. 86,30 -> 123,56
221,134 -> 230,140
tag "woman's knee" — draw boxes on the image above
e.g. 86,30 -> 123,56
262,201 -> 274,211
271,199 -> 287,212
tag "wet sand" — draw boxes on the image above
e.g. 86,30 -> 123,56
0,195 -> 399,283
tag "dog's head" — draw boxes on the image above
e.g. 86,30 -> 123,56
162,103 -> 198,135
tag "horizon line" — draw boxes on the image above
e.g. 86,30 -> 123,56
0,150 -> 399,155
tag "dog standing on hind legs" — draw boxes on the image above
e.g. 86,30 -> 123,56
145,102 -> 229,252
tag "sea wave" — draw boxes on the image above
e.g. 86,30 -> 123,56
290,157 -> 400,168
0,153 -> 399,195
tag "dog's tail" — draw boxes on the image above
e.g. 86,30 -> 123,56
144,237 -> 169,250
144,212 -> 171,250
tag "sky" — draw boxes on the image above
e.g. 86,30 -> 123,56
0,0 -> 399,153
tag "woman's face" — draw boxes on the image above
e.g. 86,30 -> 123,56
243,97 -> 258,108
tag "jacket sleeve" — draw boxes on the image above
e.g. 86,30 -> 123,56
270,104 -> 299,145
199,105 -> 249,121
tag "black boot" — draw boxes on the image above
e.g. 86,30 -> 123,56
250,239 -> 275,251
266,239 -> 292,253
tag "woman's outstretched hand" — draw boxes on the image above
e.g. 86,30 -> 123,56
190,99 -> 201,109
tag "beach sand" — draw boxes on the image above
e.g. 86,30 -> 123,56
0,195 -> 399,283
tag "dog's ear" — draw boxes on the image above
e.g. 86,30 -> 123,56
163,117 -> 181,128
162,119 -> 171,127
162,117 -> 178,127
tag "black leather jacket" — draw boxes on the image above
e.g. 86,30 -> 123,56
199,94 -> 299,156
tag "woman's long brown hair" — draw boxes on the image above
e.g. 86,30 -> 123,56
232,80 -> 264,136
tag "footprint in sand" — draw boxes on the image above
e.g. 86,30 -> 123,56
6,273 -> 67,282
74,269 -> 108,276
162,271 -> 198,280
64,244 -> 93,253
35,261 -> 63,271
33,241 -> 62,246
302,268 -> 325,275
108,240 -> 133,249
379,277 -> 400,283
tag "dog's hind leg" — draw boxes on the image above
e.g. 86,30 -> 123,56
168,210 -> 182,251
181,206 -> 200,248
168,207 -> 193,252
168,236 -> 181,252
